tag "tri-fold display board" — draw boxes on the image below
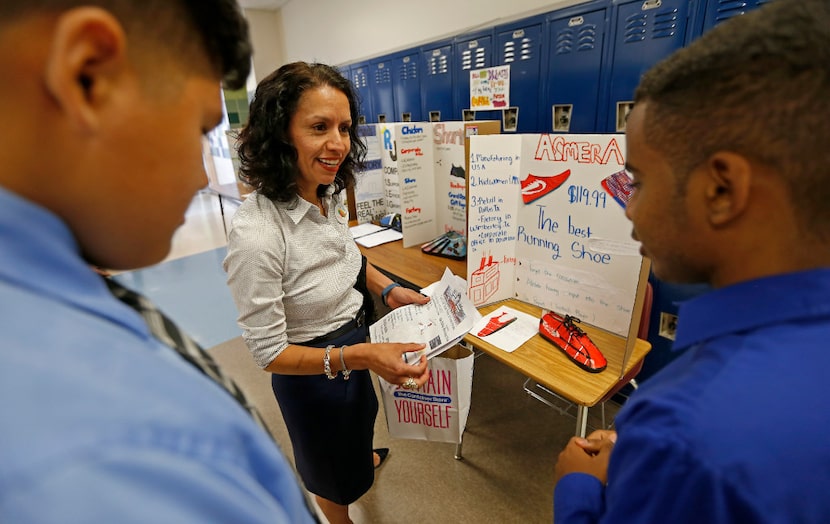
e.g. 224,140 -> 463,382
352,121 -> 500,247
466,134 -> 650,354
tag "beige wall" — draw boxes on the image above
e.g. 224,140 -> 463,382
244,8 -> 285,81
245,0 -> 584,72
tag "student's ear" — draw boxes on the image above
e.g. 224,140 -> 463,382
43,7 -> 127,133
702,151 -> 752,228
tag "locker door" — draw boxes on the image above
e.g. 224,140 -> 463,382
605,0 -> 691,132
700,0 -> 773,34
392,52 -> 422,122
350,63 -> 374,125
546,4 -> 608,133
453,31 -> 499,123
496,17 -> 545,133
421,42 -> 453,122
370,57 -> 395,123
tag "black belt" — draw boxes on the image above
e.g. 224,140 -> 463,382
302,309 -> 366,346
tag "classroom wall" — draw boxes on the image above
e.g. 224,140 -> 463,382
245,8 -> 285,82
267,0 -> 583,66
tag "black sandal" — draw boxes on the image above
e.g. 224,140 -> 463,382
373,448 -> 390,470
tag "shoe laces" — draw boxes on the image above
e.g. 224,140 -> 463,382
562,315 -> 586,338
561,315 -> 591,359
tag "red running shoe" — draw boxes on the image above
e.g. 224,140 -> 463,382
539,312 -> 607,373
520,169 -> 571,204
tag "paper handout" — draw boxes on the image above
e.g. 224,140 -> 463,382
369,268 -> 481,363
469,306 -> 538,353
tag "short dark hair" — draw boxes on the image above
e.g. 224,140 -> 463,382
0,0 -> 251,90
237,62 -> 367,202
634,0 -> 830,238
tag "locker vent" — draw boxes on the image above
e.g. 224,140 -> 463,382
399,59 -> 418,81
428,54 -> 449,76
623,13 -> 648,42
503,37 -> 535,63
555,29 -> 575,54
555,25 -> 598,54
354,69 -> 368,88
652,8 -> 679,38
578,25 -> 598,51
374,65 -> 391,85
461,47 -> 487,70
504,41 -> 516,63
623,7 -> 678,43
712,0 -> 756,24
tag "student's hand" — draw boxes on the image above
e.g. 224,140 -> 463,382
576,429 -> 617,454
554,430 -> 617,485
355,342 -> 429,387
385,286 -> 430,309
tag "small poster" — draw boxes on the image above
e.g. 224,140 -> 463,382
353,125 -> 386,224
470,65 -> 510,111
379,125 -> 403,216
394,123 -> 437,248
433,122 -> 469,235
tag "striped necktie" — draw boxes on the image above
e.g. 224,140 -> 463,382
104,277 -> 321,522
104,277 -> 268,431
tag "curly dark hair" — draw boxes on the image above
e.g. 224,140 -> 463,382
237,62 -> 367,202
634,0 -> 830,239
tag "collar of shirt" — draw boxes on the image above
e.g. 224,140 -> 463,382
0,185 -> 150,339
277,186 -> 336,225
673,268 -> 830,352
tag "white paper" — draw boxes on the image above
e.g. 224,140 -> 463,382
350,223 -> 385,239
370,268 -> 482,362
355,228 -> 403,248
469,306 -> 538,353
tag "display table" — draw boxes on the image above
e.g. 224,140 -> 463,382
357,235 -> 651,438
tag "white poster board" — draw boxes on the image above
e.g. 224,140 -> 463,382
379,125 -> 403,216
433,122 -> 470,235
467,134 -> 643,337
392,123 -> 437,248
353,124 -> 386,224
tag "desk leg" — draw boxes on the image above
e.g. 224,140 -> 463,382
575,406 -> 589,438
455,440 -> 463,460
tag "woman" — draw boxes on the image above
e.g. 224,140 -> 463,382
223,62 -> 430,524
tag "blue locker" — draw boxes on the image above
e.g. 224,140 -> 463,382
698,0 -> 773,35
420,39 -> 454,122
495,16 -> 547,133
349,62 -> 374,125
604,0 -> 693,133
545,1 -> 610,133
369,56 -> 395,123
453,29 -> 500,123
391,51 -> 422,122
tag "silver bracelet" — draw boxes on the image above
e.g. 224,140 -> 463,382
323,345 -> 336,380
339,345 -> 351,380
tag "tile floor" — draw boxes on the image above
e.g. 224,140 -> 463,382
118,189 -> 618,523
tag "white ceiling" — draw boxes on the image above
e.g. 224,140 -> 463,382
238,0 -> 290,10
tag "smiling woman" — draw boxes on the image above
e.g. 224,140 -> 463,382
223,62 -> 432,524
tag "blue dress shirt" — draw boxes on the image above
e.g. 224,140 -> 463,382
554,269 -> 830,523
0,187 -> 315,523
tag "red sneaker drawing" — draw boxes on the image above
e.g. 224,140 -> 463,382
539,312 -> 606,373
477,311 -> 517,337
520,169 -> 571,204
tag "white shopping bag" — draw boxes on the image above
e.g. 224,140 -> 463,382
378,344 -> 474,444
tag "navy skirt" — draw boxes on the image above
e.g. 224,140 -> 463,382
271,323 -> 377,505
